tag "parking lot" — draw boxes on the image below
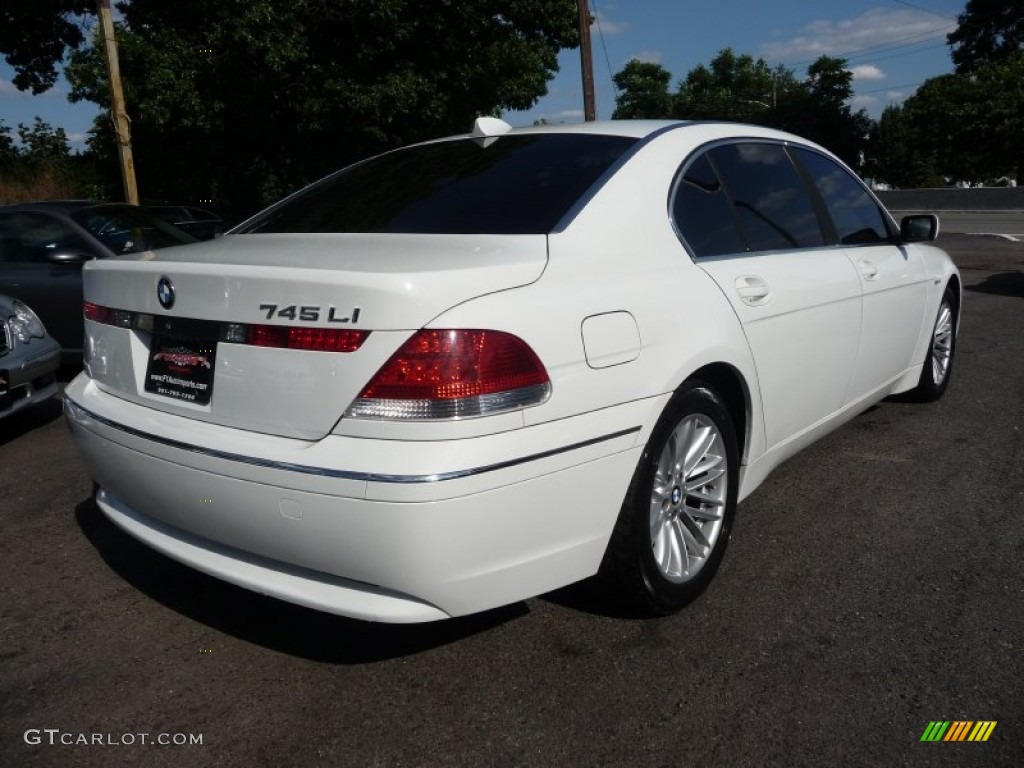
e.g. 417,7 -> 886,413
2,234 -> 1021,767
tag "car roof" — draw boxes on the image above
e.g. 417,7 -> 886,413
0,200 -> 121,214
466,119 -> 809,142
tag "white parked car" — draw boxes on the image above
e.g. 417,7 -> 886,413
64,120 -> 959,622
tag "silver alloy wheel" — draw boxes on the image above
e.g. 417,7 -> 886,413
649,414 -> 728,584
931,299 -> 954,386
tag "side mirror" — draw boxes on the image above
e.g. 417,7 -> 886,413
900,214 -> 940,243
46,250 -> 95,264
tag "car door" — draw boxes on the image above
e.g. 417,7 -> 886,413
0,212 -> 99,355
672,142 -> 863,450
791,147 -> 929,399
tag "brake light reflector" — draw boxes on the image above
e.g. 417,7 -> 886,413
83,302 -> 132,327
83,302 -> 113,324
247,325 -> 368,352
346,329 -> 550,420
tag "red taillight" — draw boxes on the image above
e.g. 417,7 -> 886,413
247,325 -> 368,352
348,330 -> 550,420
83,301 -> 112,324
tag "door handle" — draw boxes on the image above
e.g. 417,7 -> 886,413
858,259 -> 879,280
735,275 -> 771,306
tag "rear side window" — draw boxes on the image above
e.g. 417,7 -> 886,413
792,148 -> 892,245
671,154 -> 746,257
708,143 -> 825,252
242,134 -> 638,236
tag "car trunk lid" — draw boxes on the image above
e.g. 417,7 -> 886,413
81,233 -> 547,439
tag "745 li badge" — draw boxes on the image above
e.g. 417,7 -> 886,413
258,304 -> 361,324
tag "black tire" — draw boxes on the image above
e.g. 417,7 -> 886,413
600,380 -> 739,615
909,286 -> 957,402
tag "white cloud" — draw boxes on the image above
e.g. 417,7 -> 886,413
850,64 -> 885,81
761,9 -> 954,62
592,10 -> 628,36
0,79 -> 20,96
628,50 -> 663,64
886,90 -> 912,102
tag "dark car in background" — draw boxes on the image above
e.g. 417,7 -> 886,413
146,205 -> 224,240
0,201 -> 196,362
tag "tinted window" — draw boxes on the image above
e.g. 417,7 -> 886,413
709,143 -> 825,251
243,134 -> 638,235
793,148 -> 891,245
0,213 -> 92,263
70,206 -> 196,254
672,154 -> 746,257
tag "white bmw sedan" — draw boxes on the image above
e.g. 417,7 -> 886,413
64,120 -> 959,622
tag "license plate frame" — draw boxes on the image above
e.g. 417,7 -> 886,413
144,335 -> 217,405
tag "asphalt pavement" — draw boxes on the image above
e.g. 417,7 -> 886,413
1,234 -> 1021,767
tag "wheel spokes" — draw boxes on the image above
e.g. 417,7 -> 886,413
648,413 -> 729,584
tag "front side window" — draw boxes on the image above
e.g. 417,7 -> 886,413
708,143 -> 826,252
792,148 -> 892,245
241,134 -> 639,236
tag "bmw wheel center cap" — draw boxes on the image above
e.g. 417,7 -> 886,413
157,276 -> 175,309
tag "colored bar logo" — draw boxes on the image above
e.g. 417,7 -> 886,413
920,721 -> 997,742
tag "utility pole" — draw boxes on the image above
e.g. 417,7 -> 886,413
97,0 -> 139,204
577,0 -> 596,121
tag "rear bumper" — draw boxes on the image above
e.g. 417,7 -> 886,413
64,375 -> 654,621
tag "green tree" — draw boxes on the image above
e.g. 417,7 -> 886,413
0,1 -> 91,93
659,49 -> 868,170
864,105 -> 940,188
948,0 -> 1024,73
675,49 -> 784,123
16,117 -> 71,166
612,59 -> 673,119
0,121 -> 16,167
778,56 -> 872,170
3,1 -> 580,218
903,60 -> 1023,183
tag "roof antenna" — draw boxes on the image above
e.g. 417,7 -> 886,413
471,116 -> 513,148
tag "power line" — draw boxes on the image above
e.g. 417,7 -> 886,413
858,81 -> 925,95
890,0 -> 961,23
787,22 -> 954,71
590,0 -> 619,95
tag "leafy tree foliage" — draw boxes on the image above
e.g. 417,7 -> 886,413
674,49 -> 797,123
864,106 -> 940,188
0,0 -> 92,93
3,0 -> 580,218
0,118 -> 98,203
611,60 -> 672,119
901,59 -> 1024,184
948,0 -> 1024,73
613,49 -> 871,170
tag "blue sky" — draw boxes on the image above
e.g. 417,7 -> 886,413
0,1 -> 964,150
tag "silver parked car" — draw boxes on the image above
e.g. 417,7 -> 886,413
0,294 -> 60,419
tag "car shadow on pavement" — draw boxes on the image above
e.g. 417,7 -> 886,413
0,395 -> 64,447
965,271 -> 1024,298
539,579 -> 658,620
73,498 -> 527,663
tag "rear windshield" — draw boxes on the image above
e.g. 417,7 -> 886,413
241,134 -> 638,235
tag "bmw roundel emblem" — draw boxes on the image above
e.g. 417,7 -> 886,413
157,276 -> 175,309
